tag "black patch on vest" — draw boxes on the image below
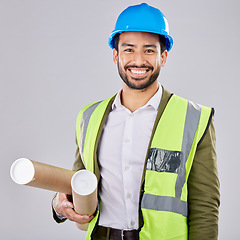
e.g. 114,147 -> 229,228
146,148 -> 182,173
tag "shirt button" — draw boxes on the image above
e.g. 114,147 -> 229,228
125,166 -> 130,171
127,193 -> 132,198
129,113 -> 134,117
124,138 -> 130,143
131,221 -> 135,226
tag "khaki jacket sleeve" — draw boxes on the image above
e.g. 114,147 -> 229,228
72,139 -> 86,172
188,117 -> 220,239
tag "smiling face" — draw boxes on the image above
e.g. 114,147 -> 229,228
113,31 -> 167,91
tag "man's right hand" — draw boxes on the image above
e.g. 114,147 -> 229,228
53,192 -> 94,224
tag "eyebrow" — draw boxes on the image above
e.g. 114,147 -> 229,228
121,43 -> 135,47
121,43 -> 157,48
143,44 -> 157,48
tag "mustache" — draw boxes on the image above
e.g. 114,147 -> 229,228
124,64 -> 153,71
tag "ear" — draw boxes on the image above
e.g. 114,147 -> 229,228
160,50 -> 168,67
113,49 -> 118,65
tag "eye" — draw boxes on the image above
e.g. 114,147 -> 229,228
145,49 -> 155,53
124,48 -> 133,53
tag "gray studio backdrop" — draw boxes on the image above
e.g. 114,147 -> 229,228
1,0 -> 239,239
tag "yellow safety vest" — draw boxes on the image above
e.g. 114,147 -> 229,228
76,94 -> 212,240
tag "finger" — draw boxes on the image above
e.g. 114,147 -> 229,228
66,210 -> 94,224
73,215 -> 94,224
64,207 -> 78,221
62,200 -> 74,209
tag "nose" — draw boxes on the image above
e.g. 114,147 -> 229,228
132,51 -> 146,66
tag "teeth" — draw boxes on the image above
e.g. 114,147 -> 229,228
131,70 -> 146,74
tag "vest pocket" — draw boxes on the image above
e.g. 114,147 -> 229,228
146,148 -> 182,173
144,170 -> 178,197
140,208 -> 188,240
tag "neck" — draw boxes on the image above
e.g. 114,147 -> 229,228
121,81 -> 159,112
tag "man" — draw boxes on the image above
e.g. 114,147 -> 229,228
52,3 -> 220,240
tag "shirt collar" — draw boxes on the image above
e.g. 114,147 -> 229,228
112,83 -> 162,111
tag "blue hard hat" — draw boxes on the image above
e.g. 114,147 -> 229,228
108,3 -> 173,51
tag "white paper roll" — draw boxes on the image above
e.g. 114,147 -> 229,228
10,158 -> 35,185
71,170 -> 97,196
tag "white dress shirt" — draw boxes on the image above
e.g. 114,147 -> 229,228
98,85 -> 162,230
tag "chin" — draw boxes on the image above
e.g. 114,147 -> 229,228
125,78 -> 156,90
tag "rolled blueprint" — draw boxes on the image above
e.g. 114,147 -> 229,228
10,158 -> 75,194
10,158 -> 98,231
71,170 -> 98,231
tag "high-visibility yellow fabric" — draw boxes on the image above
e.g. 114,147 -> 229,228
76,94 -> 212,240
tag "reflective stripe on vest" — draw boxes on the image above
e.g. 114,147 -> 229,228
76,97 -> 113,172
141,194 -> 188,217
78,101 -> 102,158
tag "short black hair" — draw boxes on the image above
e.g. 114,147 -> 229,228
114,33 -> 166,54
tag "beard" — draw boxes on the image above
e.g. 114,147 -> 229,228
117,61 -> 160,90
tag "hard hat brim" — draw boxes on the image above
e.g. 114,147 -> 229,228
108,30 -> 173,52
